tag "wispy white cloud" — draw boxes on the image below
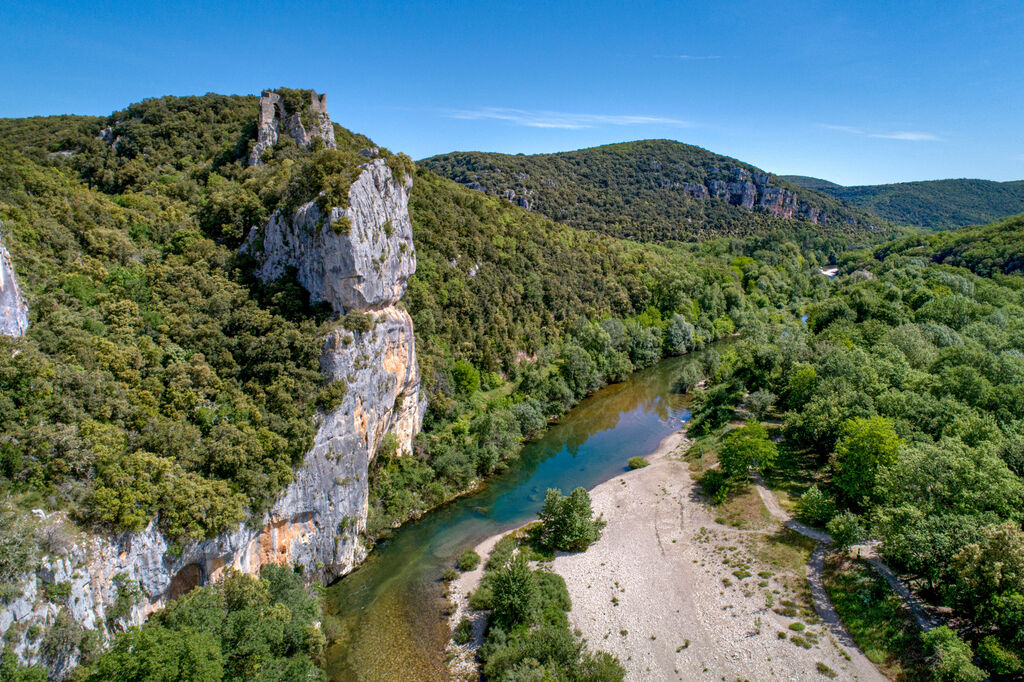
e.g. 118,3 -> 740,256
677,54 -> 722,60
447,107 -> 691,130
820,123 -> 941,142
869,131 -> 941,141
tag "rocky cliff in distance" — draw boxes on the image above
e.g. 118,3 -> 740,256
0,228 -> 29,337
421,140 -> 890,243
1,100 -> 424,678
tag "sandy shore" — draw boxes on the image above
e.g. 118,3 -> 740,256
447,429 -> 885,681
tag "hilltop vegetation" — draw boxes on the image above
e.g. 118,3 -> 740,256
421,140 -> 889,243
0,93 -> 396,544
784,175 -> 1024,228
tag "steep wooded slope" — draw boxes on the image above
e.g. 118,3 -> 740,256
784,175 -> 1024,228
422,140 -> 890,243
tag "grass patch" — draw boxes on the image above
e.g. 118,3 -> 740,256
715,482 -> 774,529
756,528 -> 816,573
627,456 -> 650,470
816,661 -> 837,678
823,554 -> 927,677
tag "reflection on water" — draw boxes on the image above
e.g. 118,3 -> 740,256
324,348 -> 718,681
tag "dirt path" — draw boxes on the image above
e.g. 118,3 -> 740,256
751,472 -> 938,633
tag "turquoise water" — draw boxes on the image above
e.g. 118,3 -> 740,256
324,350 -> 710,681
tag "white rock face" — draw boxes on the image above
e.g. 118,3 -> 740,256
0,229 -> 29,337
249,158 -> 416,312
1,110 -> 426,677
248,89 -> 337,166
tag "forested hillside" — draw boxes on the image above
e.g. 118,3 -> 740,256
784,175 -> 1024,228
687,213 -> 1024,679
0,93 -> 400,544
0,93 -> 844,678
4,91 -> 1019,681
421,140 -> 891,243
375,166 -> 841,532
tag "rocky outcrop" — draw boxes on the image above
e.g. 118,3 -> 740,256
249,158 -> 415,313
459,165 -> 836,225
0,229 -> 29,337
759,187 -> 798,219
248,89 -> 337,166
1,98 -> 426,678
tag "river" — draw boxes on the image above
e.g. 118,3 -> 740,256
323,349 -> 713,680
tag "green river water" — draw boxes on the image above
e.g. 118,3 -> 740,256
324,350 -> 711,681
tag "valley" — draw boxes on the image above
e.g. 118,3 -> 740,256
0,85 -> 1021,682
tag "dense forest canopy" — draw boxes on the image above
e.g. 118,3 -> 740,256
784,175 -> 1024,229
687,213 -> 1024,679
421,140 -> 892,243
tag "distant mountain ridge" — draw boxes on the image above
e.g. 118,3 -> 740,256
783,175 -> 1024,228
421,140 -> 889,243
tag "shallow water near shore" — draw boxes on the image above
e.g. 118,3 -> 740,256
323,348 -> 715,681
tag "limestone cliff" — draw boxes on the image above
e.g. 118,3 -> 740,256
250,158 -> 416,313
0,229 -> 29,337
1,103 -> 425,678
248,89 -> 337,165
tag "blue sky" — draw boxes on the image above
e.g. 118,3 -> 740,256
2,0 -> 1021,185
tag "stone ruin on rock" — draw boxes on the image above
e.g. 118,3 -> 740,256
248,89 -> 337,165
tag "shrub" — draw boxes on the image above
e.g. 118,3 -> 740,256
977,635 -> 1022,678
921,626 -> 987,682
699,469 -> 729,505
452,616 -> 473,645
627,456 -> 649,470
442,568 -> 459,582
536,488 -> 605,552
490,554 -> 537,630
314,380 -> 347,411
826,511 -> 864,550
458,549 -> 481,572
342,310 -> 373,333
797,485 -> 836,527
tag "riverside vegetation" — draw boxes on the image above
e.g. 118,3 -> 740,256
460,487 -> 622,681
0,90 -> 1021,680
687,214 -> 1024,680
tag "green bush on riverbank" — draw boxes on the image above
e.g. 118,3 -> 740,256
467,528 -> 624,681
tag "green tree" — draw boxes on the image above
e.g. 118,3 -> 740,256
451,359 -> 481,396
718,421 -> 778,480
921,626 -> 987,682
82,626 -> 224,682
825,511 -> 864,550
797,485 -> 836,526
490,554 -> 538,630
830,416 -> 900,508
537,487 -> 604,552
